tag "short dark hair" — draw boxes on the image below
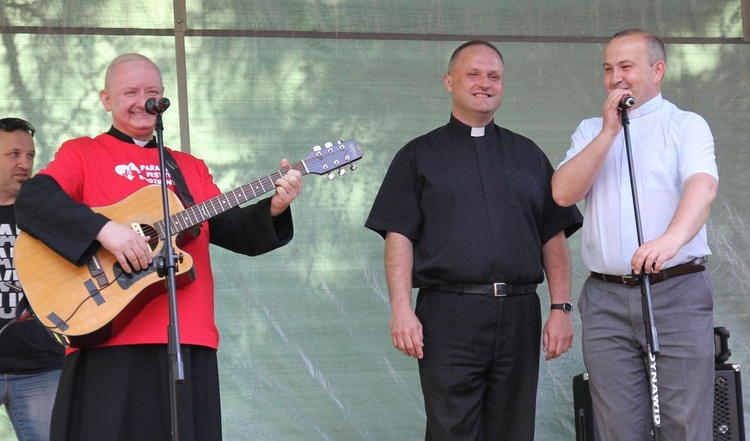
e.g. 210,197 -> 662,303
612,29 -> 667,66
0,118 -> 35,137
448,40 -> 504,73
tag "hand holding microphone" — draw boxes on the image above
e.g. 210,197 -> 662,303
145,97 -> 170,115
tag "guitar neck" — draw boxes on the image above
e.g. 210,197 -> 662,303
155,160 -> 309,238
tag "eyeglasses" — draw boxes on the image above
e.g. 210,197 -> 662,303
0,118 -> 36,137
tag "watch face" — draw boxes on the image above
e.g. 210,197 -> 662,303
563,302 -> 573,312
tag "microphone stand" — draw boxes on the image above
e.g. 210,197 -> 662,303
621,106 -> 662,440
153,108 -> 185,441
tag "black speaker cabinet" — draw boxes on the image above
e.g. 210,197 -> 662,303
573,364 -> 745,441
714,363 -> 745,441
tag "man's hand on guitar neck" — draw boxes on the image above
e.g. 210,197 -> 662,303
96,221 -> 153,273
270,158 -> 303,218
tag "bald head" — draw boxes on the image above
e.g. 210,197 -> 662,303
610,29 -> 667,67
99,53 -> 165,141
104,53 -> 162,92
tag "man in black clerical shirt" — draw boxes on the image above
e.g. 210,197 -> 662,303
365,40 -> 582,440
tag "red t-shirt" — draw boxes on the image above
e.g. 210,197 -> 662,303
40,134 -> 222,349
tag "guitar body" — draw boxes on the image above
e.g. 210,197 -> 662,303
15,186 -> 195,347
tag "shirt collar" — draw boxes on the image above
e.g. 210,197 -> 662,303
448,114 -> 494,138
627,93 -> 663,119
105,126 -> 158,148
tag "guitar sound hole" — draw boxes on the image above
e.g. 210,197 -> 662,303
139,224 -> 159,252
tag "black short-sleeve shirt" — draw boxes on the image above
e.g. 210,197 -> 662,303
365,115 -> 582,287
0,204 -> 64,373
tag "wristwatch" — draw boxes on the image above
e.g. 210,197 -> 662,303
551,302 -> 573,314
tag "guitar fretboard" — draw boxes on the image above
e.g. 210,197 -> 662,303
152,161 -> 309,239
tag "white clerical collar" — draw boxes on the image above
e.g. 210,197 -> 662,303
471,126 -> 485,137
628,93 -> 664,119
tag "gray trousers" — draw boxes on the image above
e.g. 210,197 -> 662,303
580,268 -> 715,441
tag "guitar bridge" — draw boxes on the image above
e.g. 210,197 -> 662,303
87,255 -> 110,288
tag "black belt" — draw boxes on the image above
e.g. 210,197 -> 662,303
426,282 -> 538,297
590,256 -> 708,288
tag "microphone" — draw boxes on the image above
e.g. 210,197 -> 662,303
619,95 -> 635,110
145,97 -> 170,115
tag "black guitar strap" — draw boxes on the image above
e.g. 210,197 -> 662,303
163,149 -> 195,207
163,149 -> 201,243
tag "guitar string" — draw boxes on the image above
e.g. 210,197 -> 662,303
156,148 -> 356,236
158,163 -> 302,235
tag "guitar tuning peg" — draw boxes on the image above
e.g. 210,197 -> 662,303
350,163 -> 357,171
338,168 -> 346,176
324,141 -> 333,148
336,140 -> 343,145
327,172 -> 336,180
313,145 -> 322,155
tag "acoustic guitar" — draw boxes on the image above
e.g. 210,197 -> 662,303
15,140 -> 361,347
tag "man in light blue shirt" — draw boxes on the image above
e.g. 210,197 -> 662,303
552,29 -> 718,440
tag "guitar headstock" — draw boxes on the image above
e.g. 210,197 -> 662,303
303,140 -> 362,179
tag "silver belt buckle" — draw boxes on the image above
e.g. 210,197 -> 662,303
493,282 -> 508,297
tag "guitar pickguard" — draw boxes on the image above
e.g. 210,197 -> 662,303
113,261 -> 158,290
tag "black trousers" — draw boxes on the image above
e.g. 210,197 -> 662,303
50,344 -> 222,441
416,289 -> 542,441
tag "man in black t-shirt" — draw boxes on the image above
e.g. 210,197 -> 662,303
0,117 -> 64,441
